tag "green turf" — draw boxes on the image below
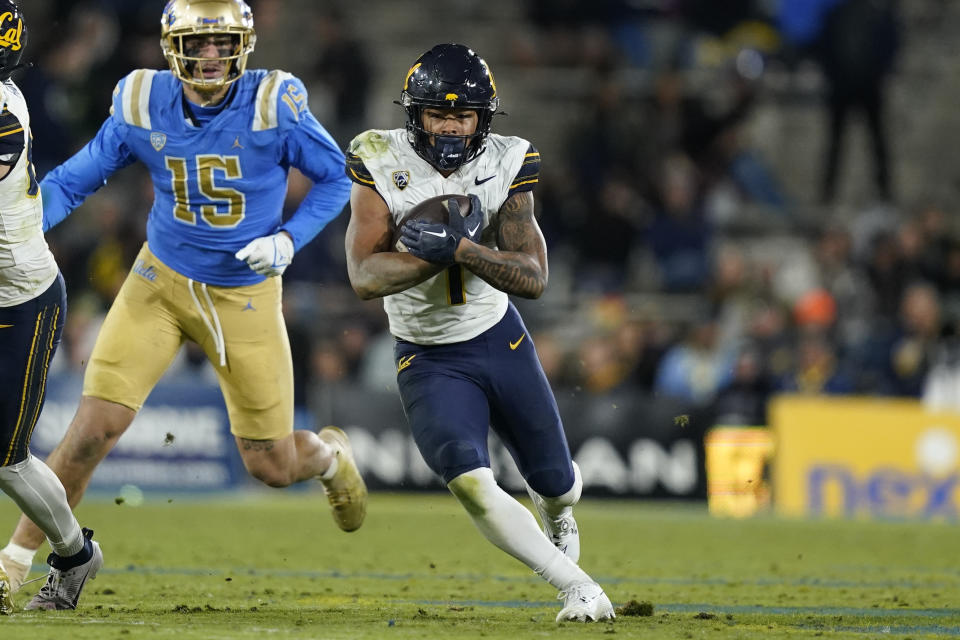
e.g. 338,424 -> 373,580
0,491 -> 957,638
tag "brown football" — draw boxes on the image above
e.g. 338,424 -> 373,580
392,193 -> 473,252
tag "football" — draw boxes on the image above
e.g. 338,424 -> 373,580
392,193 -> 473,252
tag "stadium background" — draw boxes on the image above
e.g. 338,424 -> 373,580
20,0 -> 960,518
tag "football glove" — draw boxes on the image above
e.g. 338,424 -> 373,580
400,220 -> 460,264
399,194 -> 484,264
235,232 -> 294,277
448,193 -> 484,242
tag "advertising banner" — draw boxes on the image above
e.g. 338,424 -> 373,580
34,376 -> 708,498
33,374 -> 247,492
322,385 -> 709,499
770,395 -> 960,519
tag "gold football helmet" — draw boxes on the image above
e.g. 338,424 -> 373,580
160,0 -> 256,89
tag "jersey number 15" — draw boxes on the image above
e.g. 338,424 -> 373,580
164,155 -> 245,227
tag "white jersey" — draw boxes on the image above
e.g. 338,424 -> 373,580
0,80 -> 57,307
348,128 -> 538,344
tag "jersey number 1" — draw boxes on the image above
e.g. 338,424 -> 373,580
165,155 -> 245,227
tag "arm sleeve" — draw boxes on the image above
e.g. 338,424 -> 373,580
41,116 -> 136,231
276,80 -> 351,252
0,107 -> 24,166
344,151 -> 377,189
508,143 -> 540,194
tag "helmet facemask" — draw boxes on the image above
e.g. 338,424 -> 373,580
401,96 -> 497,172
160,0 -> 256,91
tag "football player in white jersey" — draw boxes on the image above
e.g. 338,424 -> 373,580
344,44 -> 615,623
0,1 -> 103,612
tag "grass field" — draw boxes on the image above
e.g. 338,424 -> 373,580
0,491 -> 957,639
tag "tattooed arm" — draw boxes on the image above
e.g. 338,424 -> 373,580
346,183 -> 446,299
453,191 -> 548,299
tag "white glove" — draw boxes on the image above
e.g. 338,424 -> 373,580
235,232 -> 295,277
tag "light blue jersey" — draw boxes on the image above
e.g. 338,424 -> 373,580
41,69 -> 350,286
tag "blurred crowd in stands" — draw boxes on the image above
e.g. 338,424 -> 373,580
28,0 -> 960,425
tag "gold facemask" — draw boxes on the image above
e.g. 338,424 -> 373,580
160,0 -> 256,90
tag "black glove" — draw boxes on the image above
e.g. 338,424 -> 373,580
448,194 -> 484,242
400,195 -> 485,264
400,220 -> 460,264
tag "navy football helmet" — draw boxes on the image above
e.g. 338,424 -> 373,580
400,44 -> 500,172
0,0 -> 27,82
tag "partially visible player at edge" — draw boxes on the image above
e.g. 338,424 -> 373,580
0,1 -> 103,613
344,43 -> 615,623
0,0 -> 367,602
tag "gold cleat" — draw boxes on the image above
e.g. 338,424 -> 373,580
317,426 -> 367,532
0,566 -> 11,615
0,551 -> 28,595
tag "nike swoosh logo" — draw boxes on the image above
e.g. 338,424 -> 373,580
509,334 -> 525,350
397,354 -> 416,372
475,175 -> 496,185
423,229 -> 447,238
467,223 -> 480,236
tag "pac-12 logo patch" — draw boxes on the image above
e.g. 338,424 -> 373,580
150,132 -> 167,151
392,170 -> 410,190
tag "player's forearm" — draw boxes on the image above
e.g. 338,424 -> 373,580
42,119 -> 133,231
282,180 -> 350,250
348,253 -> 445,299
455,241 -> 547,299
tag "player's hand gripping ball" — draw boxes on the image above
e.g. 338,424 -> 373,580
396,194 -> 483,264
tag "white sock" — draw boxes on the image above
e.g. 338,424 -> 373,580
1,542 -> 37,567
448,467 -> 592,591
320,456 -> 338,480
0,455 -> 84,557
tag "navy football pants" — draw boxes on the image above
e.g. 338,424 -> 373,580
395,303 -> 575,497
0,273 -> 66,466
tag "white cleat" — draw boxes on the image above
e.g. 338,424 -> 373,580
25,528 -> 103,611
556,582 -> 615,622
0,550 -> 29,594
527,490 -> 580,563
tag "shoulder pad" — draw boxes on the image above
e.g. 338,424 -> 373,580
252,70 -> 308,131
110,69 -> 158,129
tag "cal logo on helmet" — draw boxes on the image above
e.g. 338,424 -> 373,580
0,9 -> 22,52
0,0 -> 27,82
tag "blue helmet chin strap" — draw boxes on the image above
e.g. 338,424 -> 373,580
428,134 -> 468,171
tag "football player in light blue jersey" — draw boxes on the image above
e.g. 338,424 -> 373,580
1,0 -> 367,587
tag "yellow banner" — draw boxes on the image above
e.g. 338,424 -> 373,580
770,395 -> 960,519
